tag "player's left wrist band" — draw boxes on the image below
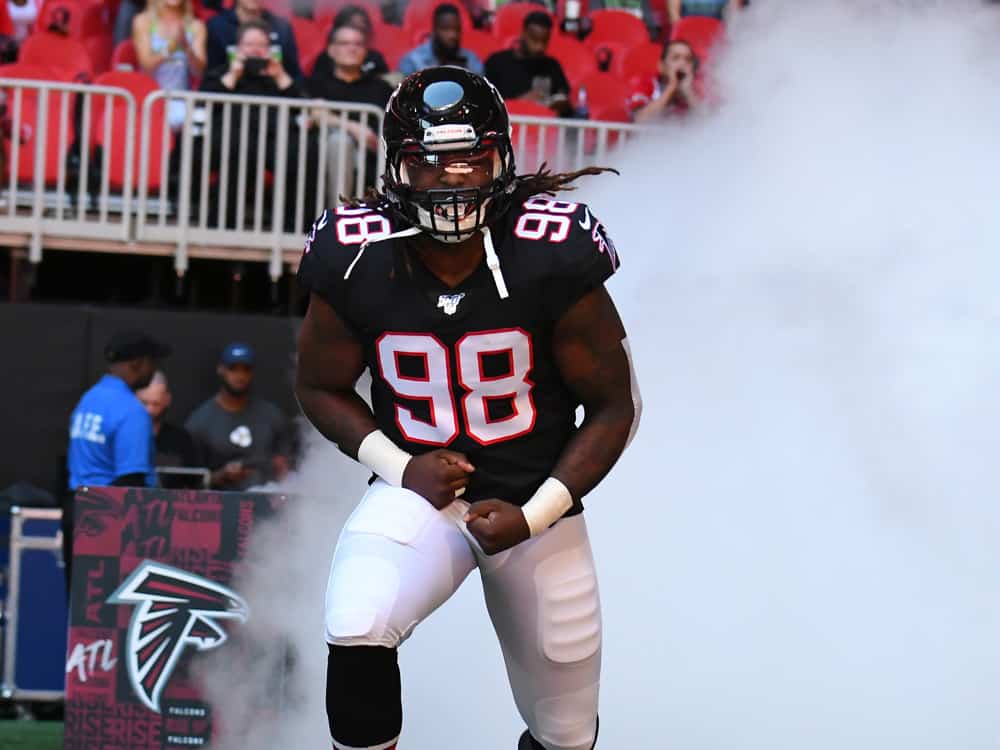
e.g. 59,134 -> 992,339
521,477 -> 573,537
357,430 -> 413,487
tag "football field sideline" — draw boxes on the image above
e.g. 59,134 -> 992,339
0,720 -> 63,749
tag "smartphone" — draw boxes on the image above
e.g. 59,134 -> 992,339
243,57 -> 268,77
270,44 -> 283,63
531,76 -> 552,100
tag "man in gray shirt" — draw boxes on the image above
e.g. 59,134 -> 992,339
185,342 -> 292,490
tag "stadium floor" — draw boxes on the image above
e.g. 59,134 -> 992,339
0,720 -> 63,749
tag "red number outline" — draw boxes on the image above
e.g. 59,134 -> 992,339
376,332 -> 459,446
456,327 -> 537,446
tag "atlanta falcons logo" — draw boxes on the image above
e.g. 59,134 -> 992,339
107,561 -> 249,713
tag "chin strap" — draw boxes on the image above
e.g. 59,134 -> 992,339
344,226 -> 422,280
482,225 -> 509,300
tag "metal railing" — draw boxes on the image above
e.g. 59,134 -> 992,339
1,78 -> 645,282
134,90 -> 387,281
1,78 -> 137,261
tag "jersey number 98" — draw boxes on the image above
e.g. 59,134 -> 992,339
376,329 -> 535,446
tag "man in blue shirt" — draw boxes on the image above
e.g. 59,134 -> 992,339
64,330 -> 170,591
398,4 -> 484,76
68,330 -> 171,490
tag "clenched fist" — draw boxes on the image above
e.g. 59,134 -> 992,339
464,499 -> 531,555
402,449 -> 474,509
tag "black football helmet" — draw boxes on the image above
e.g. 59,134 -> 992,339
382,66 -> 518,243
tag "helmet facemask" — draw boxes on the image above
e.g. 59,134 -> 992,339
386,125 -> 516,243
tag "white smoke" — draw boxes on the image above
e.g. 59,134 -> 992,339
203,2 -> 1000,748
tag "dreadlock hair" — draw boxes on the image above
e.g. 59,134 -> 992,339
340,163 -> 619,211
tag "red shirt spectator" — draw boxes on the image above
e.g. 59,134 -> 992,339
629,39 -> 702,121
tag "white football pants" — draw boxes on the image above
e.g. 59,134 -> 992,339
325,480 -> 602,750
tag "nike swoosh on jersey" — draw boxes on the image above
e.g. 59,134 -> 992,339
578,208 -> 592,231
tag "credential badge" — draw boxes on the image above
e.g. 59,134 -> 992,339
437,292 -> 466,316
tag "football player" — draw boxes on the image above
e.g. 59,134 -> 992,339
296,66 -> 641,750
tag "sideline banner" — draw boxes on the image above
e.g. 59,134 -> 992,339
64,487 -> 286,749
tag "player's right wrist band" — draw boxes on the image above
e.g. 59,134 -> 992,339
357,430 -> 413,487
521,477 -> 573,537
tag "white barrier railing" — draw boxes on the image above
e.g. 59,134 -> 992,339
509,114 -> 644,173
135,90 -> 387,281
0,78 -> 137,262
0,78 -> 644,284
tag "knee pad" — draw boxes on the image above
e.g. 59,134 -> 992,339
533,685 -> 599,750
327,644 -> 401,749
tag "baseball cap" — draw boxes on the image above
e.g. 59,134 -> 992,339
220,342 -> 255,366
104,330 -> 172,363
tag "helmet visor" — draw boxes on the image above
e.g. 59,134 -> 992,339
400,145 -> 500,193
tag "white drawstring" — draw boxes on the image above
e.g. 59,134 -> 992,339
482,225 -> 509,300
343,226 -> 422,280
345,224 -> 510,303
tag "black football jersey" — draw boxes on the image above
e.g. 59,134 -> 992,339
297,196 -> 620,511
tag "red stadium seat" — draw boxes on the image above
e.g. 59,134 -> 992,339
573,71 -> 630,122
20,32 -> 94,81
36,0 -> 107,39
463,28 -> 499,62
506,99 -> 560,172
36,0 -> 113,72
492,2 -> 551,40
404,0 -> 473,36
373,22 -> 411,71
0,63 -> 77,185
621,41 -> 662,79
670,16 -> 723,61
546,32 -> 597,88
90,71 -> 171,192
290,17 -> 327,77
589,39 -> 626,74
111,39 -> 140,71
585,9 -> 650,49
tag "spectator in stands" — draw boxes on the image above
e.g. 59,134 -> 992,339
200,19 -> 315,230
398,3 -> 483,76
484,11 -> 571,116
132,0 -> 207,131
667,0 -> 739,23
206,0 -> 303,83
7,0 -> 37,42
136,371 -> 201,469
185,343 -> 292,491
630,39 -> 702,122
308,21 -> 392,201
328,4 -> 389,76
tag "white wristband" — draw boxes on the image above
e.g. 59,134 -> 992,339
357,430 -> 413,487
521,477 -> 573,537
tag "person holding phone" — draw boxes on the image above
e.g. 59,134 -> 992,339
484,11 -> 572,116
199,20 -> 318,232
205,19 -> 296,93
205,0 -> 302,82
